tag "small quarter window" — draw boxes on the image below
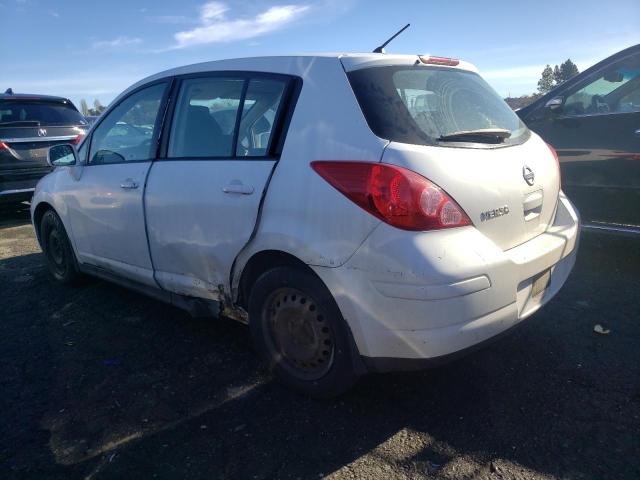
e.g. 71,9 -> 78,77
236,79 -> 287,157
76,137 -> 89,164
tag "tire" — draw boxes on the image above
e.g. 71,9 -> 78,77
248,266 -> 358,398
40,210 -> 81,284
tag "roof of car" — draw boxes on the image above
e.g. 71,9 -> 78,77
152,52 -> 477,75
0,92 -> 72,103
116,53 -> 477,106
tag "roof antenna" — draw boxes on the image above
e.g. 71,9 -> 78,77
373,23 -> 410,54
4,88 -> 13,95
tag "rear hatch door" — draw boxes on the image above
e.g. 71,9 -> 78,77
345,59 -> 560,250
382,138 -> 560,250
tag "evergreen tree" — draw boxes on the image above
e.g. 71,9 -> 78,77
558,59 -> 580,84
538,60 -> 580,92
537,65 -> 555,93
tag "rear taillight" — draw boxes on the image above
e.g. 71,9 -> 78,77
71,134 -> 85,145
546,143 -> 561,189
311,161 -> 471,231
0,141 -> 8,150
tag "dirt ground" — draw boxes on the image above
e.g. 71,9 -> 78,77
1,202 -> 638,480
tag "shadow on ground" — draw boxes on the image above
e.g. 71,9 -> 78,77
0,234 -> 638,479
0,202 -> 31,229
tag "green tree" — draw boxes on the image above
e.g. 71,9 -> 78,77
558,59 -> 579,84
537,65 -> 555,94
538,60 -> 580,93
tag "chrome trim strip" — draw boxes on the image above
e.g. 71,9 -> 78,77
0,188 -> 35,196
0,135 -> 77,143
582,223 -> 640,235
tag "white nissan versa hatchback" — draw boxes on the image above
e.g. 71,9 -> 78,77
32,53 -> 580,397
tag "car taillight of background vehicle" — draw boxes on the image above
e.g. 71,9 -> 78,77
546,143 -> 561,189
311,161 -> 471,231
71,134 -> 85,145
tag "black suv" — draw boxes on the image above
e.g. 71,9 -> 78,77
0,89 -> 88,204
517,44 -> 640,234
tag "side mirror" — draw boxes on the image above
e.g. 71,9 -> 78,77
545,97 -> 564,111
47,144 -> 77,167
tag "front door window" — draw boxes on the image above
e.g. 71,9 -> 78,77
89,83 -> 167,164
564,54 -> 640,116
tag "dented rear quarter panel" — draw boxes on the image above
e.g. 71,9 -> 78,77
231,57 -> 387,294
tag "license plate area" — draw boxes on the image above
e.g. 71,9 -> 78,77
531,268 -> 551,297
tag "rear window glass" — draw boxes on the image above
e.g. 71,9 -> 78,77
347,66 -> 529,147
0,100 -> 87,126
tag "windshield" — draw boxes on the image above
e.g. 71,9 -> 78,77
0,100 -> 87,126
347,65 -> 529,147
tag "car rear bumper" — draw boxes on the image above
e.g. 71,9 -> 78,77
312,193 -> 580,370
0,167 -> 49,203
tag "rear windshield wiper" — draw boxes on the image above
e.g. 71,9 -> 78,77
438,128 -> 512,144
0,120 -> 41,126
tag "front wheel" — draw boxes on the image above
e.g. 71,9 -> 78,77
40,210 -> 81,284
248,267 -> 358,398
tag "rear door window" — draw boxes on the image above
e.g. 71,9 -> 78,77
0,101 -> 86,126
168,77 -> 244,158
167,75 -> 290,159
347,65 -> 529,147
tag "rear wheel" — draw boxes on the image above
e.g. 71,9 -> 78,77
40,210 -> 81,284
248,266 -> 358,398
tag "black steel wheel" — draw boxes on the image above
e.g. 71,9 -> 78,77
40,209 -> 81,284
248,266 -> 358,398
263,286 -> 335,381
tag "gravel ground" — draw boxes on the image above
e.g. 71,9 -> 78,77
1,202 -> 639,480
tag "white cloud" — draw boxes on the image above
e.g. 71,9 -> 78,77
172,2 -> 309,49
49,10 -> 59,17
200,1 -> 228,23
92,36 -> 143,50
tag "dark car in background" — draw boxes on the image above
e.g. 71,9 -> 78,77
517,44 -> 640,234
0,89 -> 88,205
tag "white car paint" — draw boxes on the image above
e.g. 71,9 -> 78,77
31,53 -> 580,367
67,161 -> 155,286
312,192 -> 579,361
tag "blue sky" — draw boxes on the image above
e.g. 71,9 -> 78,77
1,0 -> 639,108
